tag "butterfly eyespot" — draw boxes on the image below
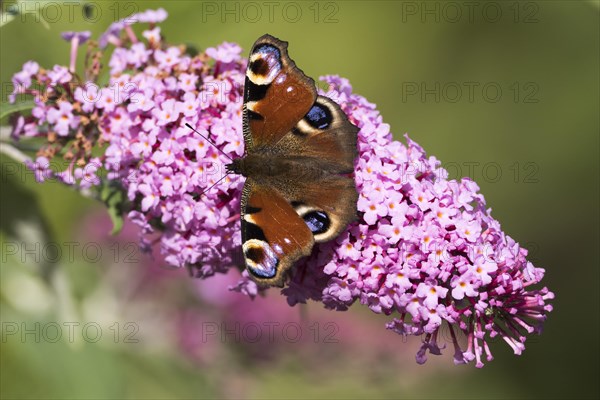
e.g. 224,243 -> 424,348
248,44 -> 281,85
305,103 -> 332,130
249,57 -> 270,76
243,239 -> 279,279
254,44 -> 280,60
303,211 -> 331,235
245,246 -> 265,264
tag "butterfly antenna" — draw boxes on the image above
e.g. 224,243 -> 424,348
197,173 -> 231,198
185,123 -> 234,162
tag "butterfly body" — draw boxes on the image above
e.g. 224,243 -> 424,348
227,34 -> 359,287
227,153 -> 331,180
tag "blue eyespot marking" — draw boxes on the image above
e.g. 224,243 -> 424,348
305,103 -> 332,130
303,211 -> 330,235
245,242 -> 279,278
254,44 -> 280,61
247,44 -> 281,85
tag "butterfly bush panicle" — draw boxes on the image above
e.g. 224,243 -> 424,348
9,8 -> 245,279
278,75 -> 555,367
8,9 -> 553,367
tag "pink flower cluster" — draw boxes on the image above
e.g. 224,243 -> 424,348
9,9 -> 553,367
274,76 -> 554,367
97,32 -> 245,273
9,9 -> 246,275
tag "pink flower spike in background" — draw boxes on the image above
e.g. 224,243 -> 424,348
6,8 -> 554,368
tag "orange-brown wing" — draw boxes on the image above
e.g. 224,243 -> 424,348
275,95 -> 359,174
284,174 -> 358,244
240,178 -> 314,287
243,34 -> 317,150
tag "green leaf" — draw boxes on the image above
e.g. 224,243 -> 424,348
107,202 -> 124,235
183,43 -> 200,57
100,182 -> 126,235
0,100 -> 35,120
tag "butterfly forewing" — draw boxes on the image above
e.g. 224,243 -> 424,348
243,35 -> 317,150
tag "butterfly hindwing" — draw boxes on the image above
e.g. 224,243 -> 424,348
240,177 -> 357,287
243,34 -> 317,150
284,175 -> 358,244
274,95 -> 359,174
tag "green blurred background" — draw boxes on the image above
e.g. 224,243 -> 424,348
1,1 -> 598,399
